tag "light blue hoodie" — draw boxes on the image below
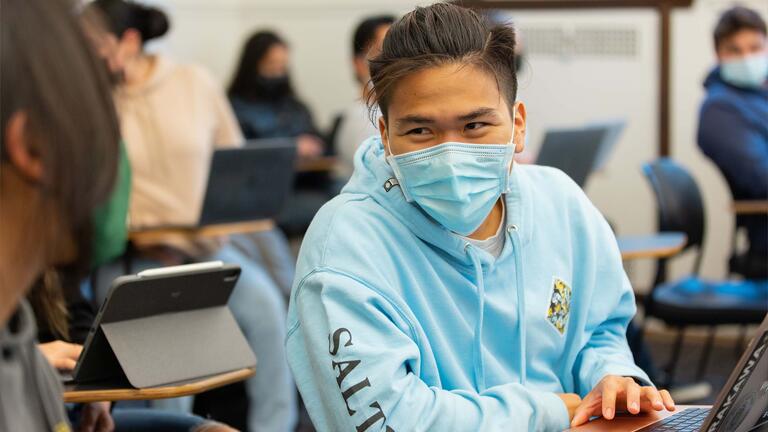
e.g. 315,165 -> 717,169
286,136 -> 650,432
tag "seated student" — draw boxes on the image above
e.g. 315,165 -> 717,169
83,1 -> 297,430
335,15 -> 395,180
286,4 -> 676,431
697,6 -> 768,279
228,30 -> 335,236
228,31 -> 325,159
0,0 -> 120,428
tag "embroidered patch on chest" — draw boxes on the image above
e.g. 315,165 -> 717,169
546,277 -> 572,335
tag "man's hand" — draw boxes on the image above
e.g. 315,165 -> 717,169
38,341 -> 83,371
78,402 -> 114,432
571,375 -> 676,427
557,393 -> 583,422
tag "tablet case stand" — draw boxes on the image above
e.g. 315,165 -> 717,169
74,264 -> 256,388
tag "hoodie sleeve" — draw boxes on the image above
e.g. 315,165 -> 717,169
286,269 -> 571,432
698,100 -> 768,198
571,205 -> 652,395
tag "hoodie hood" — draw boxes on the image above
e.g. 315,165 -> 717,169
342,136 -> 533,266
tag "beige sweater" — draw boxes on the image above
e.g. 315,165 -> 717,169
115,56 -> 243,256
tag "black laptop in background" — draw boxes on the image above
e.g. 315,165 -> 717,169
129,140 -> 297,231
534,125 -> 612,188
198,139 -> 297,225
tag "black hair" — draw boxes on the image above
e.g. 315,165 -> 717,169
228,30 -> 295,101
90,0 -> 170,43
353,15 -> 396,57
368,3 -> 518,122
714,6 -> 766,50
1,0 -> 121,274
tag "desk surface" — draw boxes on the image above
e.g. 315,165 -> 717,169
63,367 -> 254,403
296,156 -> 337,173
617,232 -> 687,261
129,219 -> 274,245
568,405 -> 711,431
732,200 -> 768,215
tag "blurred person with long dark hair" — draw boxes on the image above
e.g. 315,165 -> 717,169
228,31 -> 324,159
0,0 -> 120,428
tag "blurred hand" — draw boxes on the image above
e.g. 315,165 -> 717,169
195,422 -> 239,432
78,402 -> 114,432
571,375 -> 676,427
38,341 -> 83,371
557,393 -> 583,422
297,134 -> 324,159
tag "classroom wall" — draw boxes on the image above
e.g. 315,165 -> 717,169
150,0 -> 767,288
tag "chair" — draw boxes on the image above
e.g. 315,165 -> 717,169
728,203 -> 768,280
639,158 -> 768,386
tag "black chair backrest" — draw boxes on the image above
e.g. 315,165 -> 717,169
325,113 -> 345,156
642,158 -> 706,275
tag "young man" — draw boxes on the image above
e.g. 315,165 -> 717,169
287,4 -> 674,431
698,6 -> 768,279
334,15 -> 395,180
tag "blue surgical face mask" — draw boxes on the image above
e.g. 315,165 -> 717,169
387,137 -> 515,236
720,54 -> 768,89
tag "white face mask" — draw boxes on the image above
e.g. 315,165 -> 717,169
386,116 -> 516,236
720,53 -> 768,89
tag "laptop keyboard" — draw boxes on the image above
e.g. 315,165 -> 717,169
638,407 -> 711,432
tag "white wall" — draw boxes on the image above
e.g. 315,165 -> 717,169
151,0 -> 766,287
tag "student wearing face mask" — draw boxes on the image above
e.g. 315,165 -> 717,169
229,30 -> 338,236
229,31 -> 325,160
698,6 -> 768,279
285,4 -> 675,431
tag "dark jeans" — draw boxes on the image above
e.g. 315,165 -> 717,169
112,409 -> 209,432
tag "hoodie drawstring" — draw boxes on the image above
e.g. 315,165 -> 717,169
509,226 -> 528,385
465,225 -> 527,392
465,244 -> 487,392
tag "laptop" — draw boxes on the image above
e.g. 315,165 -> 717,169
132,140 -> 297,230
584,119 -> 626,172
199,140 -> 297,225
68,261 -> 256,388
573,314 -> 768,432
534,125 -> 611,188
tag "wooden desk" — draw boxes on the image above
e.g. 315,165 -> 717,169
618,232 -> 687,261
63,368 -> 254,403
567,405 -> 710,431
732,200 -> 768,215
296,156 -> 337,173
129,219 -> 274,245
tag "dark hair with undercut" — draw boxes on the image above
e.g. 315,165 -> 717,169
353,15 -> 396,57
1,0 -> 120,274
89,0 -> 170,43
367,2 -> 517,122
713,6 -> 766,50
